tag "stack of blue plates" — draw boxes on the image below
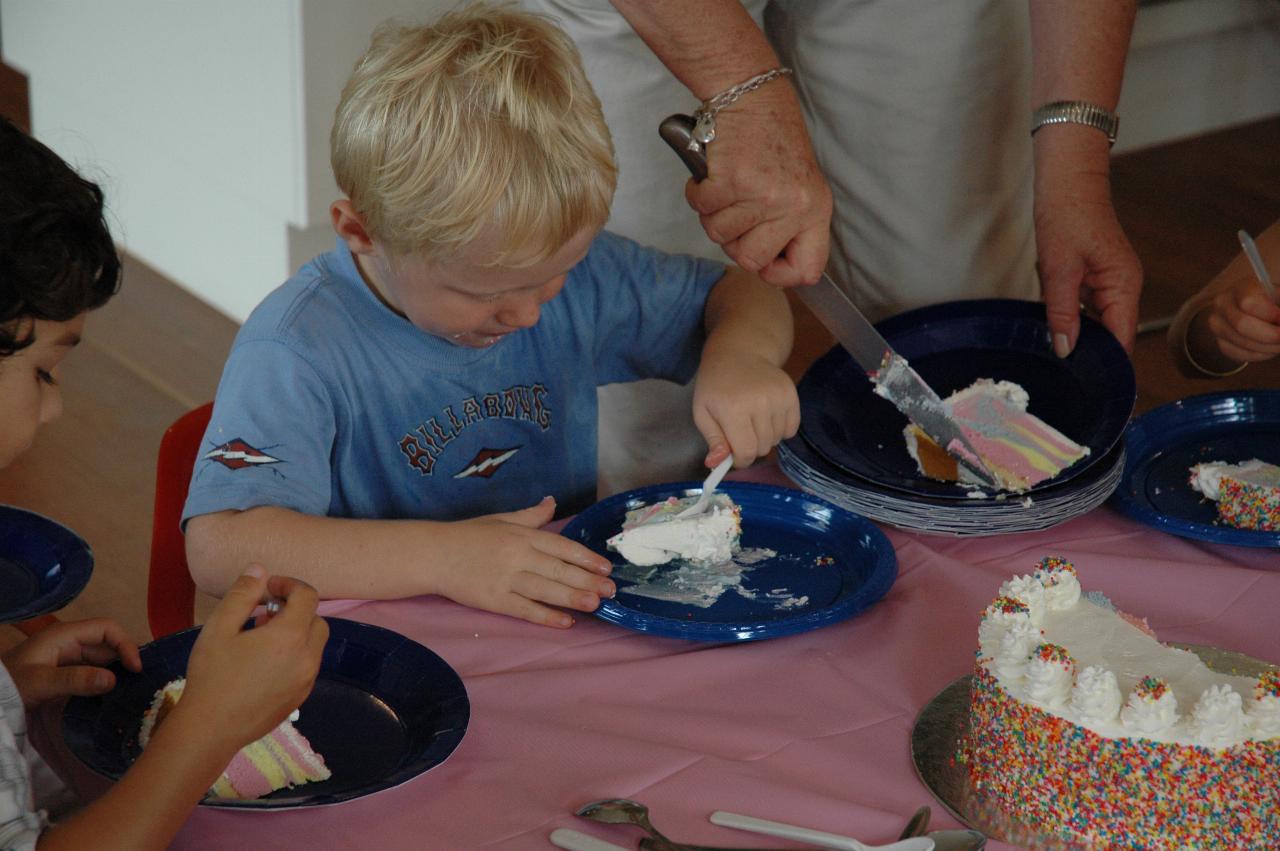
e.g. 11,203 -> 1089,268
781,299 -> 1136,536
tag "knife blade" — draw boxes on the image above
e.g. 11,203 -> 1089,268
659,113 -> 998,489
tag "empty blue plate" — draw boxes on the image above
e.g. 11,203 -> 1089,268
1110,390 -> 1280,548
0,505 -> 93,624
62,617 -> 470,808
798,299 -> 1135,500
561,481 -> 897,641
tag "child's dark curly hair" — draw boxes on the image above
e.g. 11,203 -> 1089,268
1,116 -> 121,357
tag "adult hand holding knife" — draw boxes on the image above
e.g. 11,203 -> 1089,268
659,114 -> 998,489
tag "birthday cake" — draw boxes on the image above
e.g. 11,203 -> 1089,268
606,493 -> 741,567
139,678 -> 330,799
1189,458 -> 1280,531
965,558 -> 1280,848
904,379 -> 1089,492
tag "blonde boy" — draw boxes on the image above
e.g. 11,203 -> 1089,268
183,4 -> 798,628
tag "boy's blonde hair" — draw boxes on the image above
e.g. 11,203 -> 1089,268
331,3 -> 617,266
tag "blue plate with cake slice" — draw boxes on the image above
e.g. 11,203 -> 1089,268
1110,390 -> 1280,548
0,505 -> 94,624
62,617 -> 469,808
798,299 -> 1135,500
562,481 -> 897,641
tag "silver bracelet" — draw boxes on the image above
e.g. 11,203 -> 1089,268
1031,100 -> 1120,146
691,67 -> 793,147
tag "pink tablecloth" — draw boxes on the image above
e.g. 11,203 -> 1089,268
159,466 -> 1278,850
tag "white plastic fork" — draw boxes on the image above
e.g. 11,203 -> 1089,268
709,811 -> 935,851
674,454 -> 735,519
1238,229 -> 1277,300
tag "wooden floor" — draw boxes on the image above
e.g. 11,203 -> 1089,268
1,61 -> 1277,651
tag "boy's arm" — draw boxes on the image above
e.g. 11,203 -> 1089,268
186,501 -> 614,627
692,267 -> 798,467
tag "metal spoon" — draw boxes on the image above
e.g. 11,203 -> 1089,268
898,807 -> 931,840
576,798 -> 682,849
674,454 -> 734,519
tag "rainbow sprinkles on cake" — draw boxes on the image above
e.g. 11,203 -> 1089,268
965,556 -> 1280,848
139,678 -> 330,800
898,378 -> 1089,493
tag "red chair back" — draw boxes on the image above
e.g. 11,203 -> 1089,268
148,402 -> 213,638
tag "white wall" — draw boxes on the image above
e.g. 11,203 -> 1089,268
1,0 -> 450,321
2,0 -> 1278,320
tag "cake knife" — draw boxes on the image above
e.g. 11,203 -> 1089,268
659,115 -> 998,488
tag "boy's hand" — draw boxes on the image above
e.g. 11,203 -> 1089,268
1199,273 -> 1280,364
692,352 -> 800,468
1,619 -> 142,709
433,497 -> 615,629
176,565 -> 327,751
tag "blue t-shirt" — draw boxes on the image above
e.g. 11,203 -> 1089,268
182,232 -> 724,524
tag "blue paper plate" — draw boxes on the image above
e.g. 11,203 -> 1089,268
62,617 -> 470,808
798,299 -> 1135,500
1110,390 -> 1280,548
0,505 -> 93,624
561,481 -> 897,641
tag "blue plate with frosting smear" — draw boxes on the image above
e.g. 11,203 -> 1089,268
561,481 -> 897,641
1110,390 -> 1280,548
62,617 -> 470,808
798,299 -> 1135,500
0,505 -> 94,624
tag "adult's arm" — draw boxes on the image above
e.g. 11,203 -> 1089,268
609,0 -> 832,287
1028,0 -> 1142,355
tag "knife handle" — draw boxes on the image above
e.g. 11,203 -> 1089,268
659,113 -> 710,183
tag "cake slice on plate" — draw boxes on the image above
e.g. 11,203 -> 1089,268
139,678 -> 330,800
1189,458 -> 1280,531
606,493 -> 741,567
904,378 -> 1089,492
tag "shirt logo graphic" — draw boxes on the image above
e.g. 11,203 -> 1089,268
453,447 -> 520,479
204,439 -> 283,470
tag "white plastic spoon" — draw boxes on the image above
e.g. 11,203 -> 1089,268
710,811 -> 936,851
1237,229 -> 1276,300
674,454 -> 734,519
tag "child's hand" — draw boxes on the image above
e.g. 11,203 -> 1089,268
176,565 -> 327,750
1196,271 -> 1280,365
692,352 -> 801,468
432,496 -> 615,629
1,619 -> 142,709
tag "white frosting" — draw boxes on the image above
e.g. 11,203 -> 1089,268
1024,647 -> 1074,708
1189,458 -> 1280,500
995,620 -> 1043,684
979,571 -> 1268,747
1188,684 -> 1246,747
1070,666 -> 1122,724
1250,695 -> 1280,738
607,494 -> 739,567
999,574 -> 1046,626
1035,569 -> 1081,611
1121,682 -> 1179,734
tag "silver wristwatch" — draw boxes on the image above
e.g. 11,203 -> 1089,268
1031,100 -> 1120,146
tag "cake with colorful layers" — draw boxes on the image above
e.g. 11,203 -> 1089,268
904,379 -> 1089,492
607,493 -> 741,567
965,557 -> 1280,849
1189,458 -> 1280,531
139,678 -> 330,800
